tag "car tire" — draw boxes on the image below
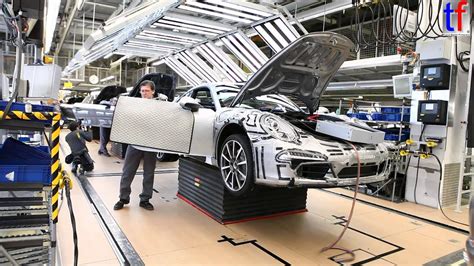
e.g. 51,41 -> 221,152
219,134 -> 254,197
156,152 -> 179,162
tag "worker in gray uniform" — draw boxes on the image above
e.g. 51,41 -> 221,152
114,80 -> 159,211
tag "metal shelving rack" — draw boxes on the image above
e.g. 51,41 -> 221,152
339,98 -> 411,202
0,107 -> 61,265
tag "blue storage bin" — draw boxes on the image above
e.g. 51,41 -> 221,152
0,165 -> 50,184
0,101 -> 54,112
347,113 -> 369,120
384,133 -> 409,141
0,138 -> 51,184
380,107 -> 410,114
384,113 -> 410,122
1,138 -> 50,163
371,113 -> 385,121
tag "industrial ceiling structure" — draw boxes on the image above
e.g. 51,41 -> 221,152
0,0 -> 406,94
56,0 -> 404,93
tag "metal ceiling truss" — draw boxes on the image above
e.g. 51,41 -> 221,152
195,42 -> 247,83
253,15 -> 301,53
219,31 -> 268,73
64,0 -> 309,86
63,0 -> 181,76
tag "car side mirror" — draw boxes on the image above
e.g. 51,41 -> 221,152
179,97 -> 201,112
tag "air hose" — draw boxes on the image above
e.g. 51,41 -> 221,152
61,170 -> 79,266
321,142 -> 361,263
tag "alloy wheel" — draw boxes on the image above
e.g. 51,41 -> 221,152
220,140 -> 248,192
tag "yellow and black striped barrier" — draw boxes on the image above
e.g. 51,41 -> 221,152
0,110 -> 55,121
50,113 -> 61,223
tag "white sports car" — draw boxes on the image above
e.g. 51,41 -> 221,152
111,32 -> 391,196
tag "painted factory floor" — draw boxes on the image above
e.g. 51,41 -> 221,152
57,135 -> 469,265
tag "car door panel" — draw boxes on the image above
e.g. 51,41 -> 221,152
110,96 -> 194,154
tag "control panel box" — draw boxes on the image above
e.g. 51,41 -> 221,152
420,64 -> 451,90
417,100 -> 448,125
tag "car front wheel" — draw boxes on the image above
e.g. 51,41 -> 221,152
219,134 -> 254,196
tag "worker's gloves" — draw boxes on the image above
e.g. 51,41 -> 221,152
156,93 -> 168,101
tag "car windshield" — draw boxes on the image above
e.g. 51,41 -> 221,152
217,89 -> 304,114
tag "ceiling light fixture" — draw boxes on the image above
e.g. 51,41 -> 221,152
44,0 -> 61,53
163,15 -> 233,31
185,1 -> 261,21
264,23 -> 289,47
153,23 -> 218,36
178,5 -> 252,24
255,25 -> 282,53
203,0 -> 274,17
158,19 -> 224,34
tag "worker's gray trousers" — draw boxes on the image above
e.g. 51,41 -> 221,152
119,145 -> 157,202
98,126 -> 110,154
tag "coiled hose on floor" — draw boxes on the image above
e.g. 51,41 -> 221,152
320,142 -> 361,263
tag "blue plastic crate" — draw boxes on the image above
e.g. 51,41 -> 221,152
0,138 -> 50,164
0,139 -> 51,184
384,113 -> 410,122
347,113 -> 369,120
0,164 -> 51,184
371,113 -> 385,121
0,101 -> 54,112
380,107 -> 410,114
384,133 -> 409,141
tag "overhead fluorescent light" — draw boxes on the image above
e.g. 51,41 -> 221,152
142,29 -> 204,41
153,22 -> 219,36
104,53 -> 114,59
233,32 -> 268,65
203,0 -> 274,17
44,0 -> 61,53
185,1 -> 261,21
201,44 -> 239,81
205,43 -> 245,81
158,19 -> 224,34
152,59 -> 166,66
196,46 -> 236,83
169,56 -> 201,84
163,15 -> 233,31
100,75 -> 115,83
221,38 -> 258,72
184,50 -> 220,82
178,5 -> 252,24
264,23 -> 289,47
228,35 -> 262,69
274,19 -> 297,42
137,34 -> 197,45
255,25 -> 282,53
178,52 -> 215,82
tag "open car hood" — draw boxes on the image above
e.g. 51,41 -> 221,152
230,32 -> 353,113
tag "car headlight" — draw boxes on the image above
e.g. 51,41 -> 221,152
260,114 -> 299,143
276,149 -> 328,162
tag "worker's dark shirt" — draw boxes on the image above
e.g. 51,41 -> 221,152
65,130 -> 92,155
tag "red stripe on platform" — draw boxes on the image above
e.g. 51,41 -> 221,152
176,193 -> 307,225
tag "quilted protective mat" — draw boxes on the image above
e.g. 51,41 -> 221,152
110,96 -> 194,154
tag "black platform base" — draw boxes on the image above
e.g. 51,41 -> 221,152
178,157 -> 308,224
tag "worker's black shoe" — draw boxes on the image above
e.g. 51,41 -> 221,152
98,150 -> 111,157
113,200 -> 128,210
139,201 -> 154,211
